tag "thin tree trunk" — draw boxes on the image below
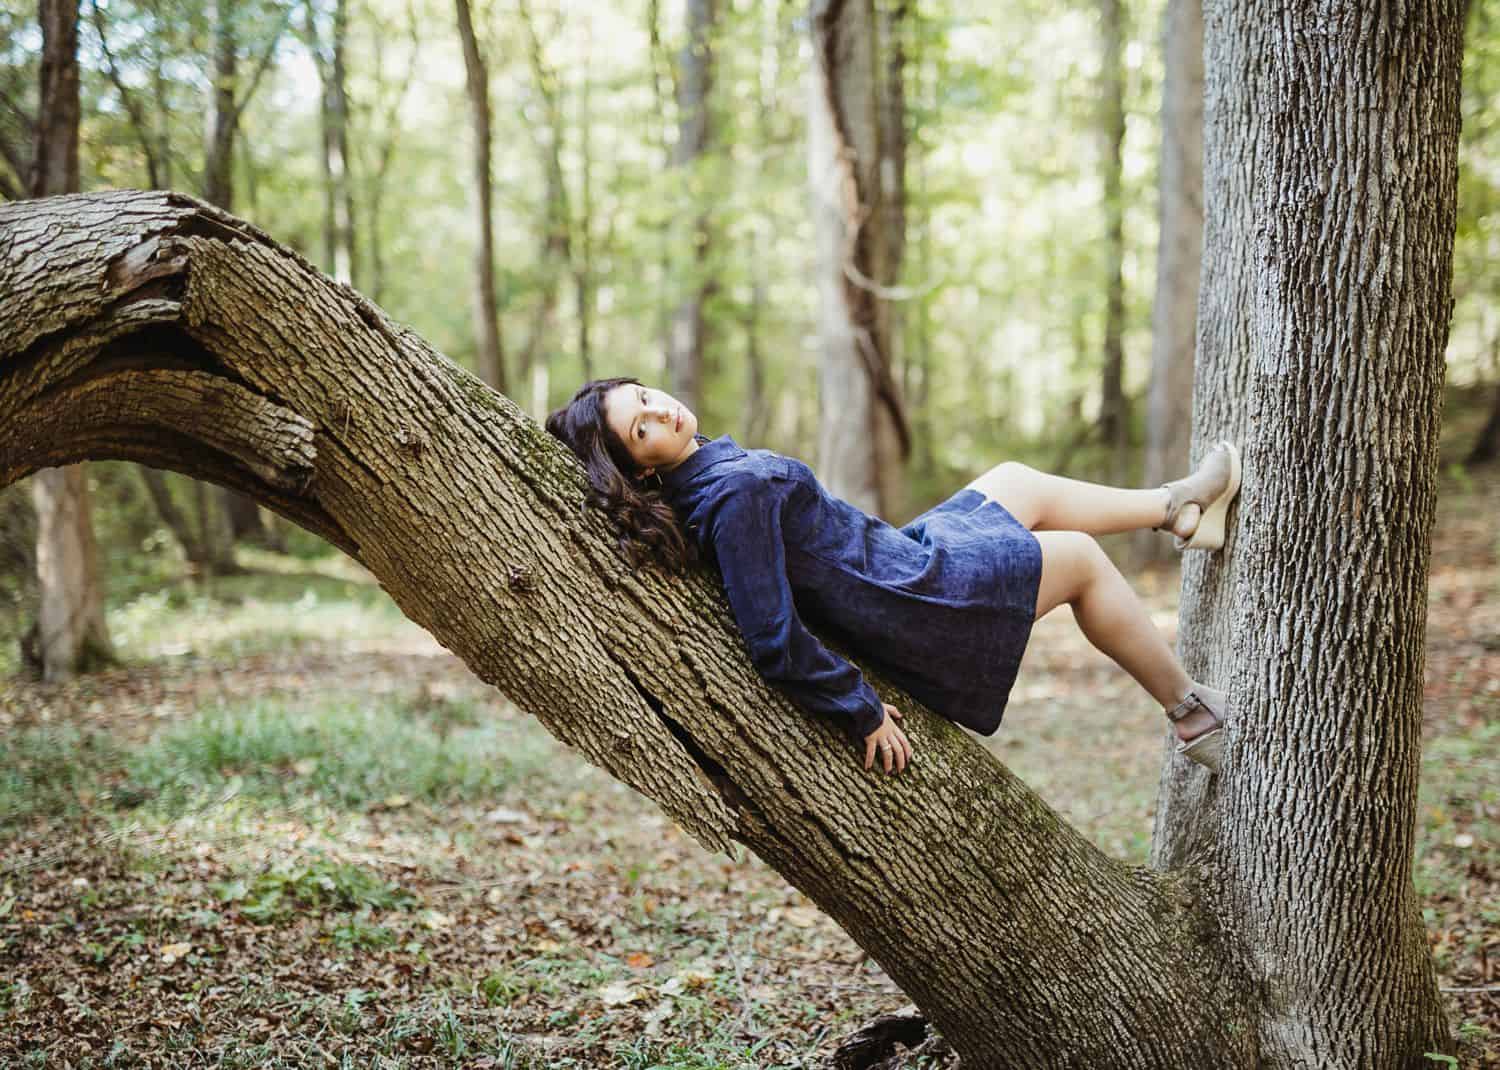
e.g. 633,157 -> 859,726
204,0 -> 281,553
1151,1 -> 1460,1062
303,0 -> 336,272
572,15 -> 593,384
148,0 -> 173,189
90,0 -> 161,188
25,0 -> 114,682
137,467 -> 213,570
454,0 -> 506,392
667,0 -> 716,416
517,0 -> 569,421
742,0 -> 778,446
328,0 -> 354,286
1097,0 -> 1128,480
363,0 -> 419,306
808,0 -> 910,518
1466,381 -> 1500,465
1135,0 -> 1203,564
647,0 -> 677,379
303,0 -> 355,285
204,0 -> 237,212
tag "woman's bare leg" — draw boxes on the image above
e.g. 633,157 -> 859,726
1030,530 -> 1218,741
966,461 -> 1200,539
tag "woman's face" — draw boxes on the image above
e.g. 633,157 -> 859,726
604,382 -> 700,476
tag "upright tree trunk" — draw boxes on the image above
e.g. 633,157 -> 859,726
304,0 -> 356,286
1466,383 -> 1500,465
148,0 -> 173,189
808,0 -> 910,517
667,0 -> 716,416
876,0 -> 907,403
26,0 -> 114,682
1097,0 -> 1128,478
204,0 -> 237,212
1136,0 -> 1203,564
742,0 -> 779,446
516,0 -> 569,421
572,16 -> 593,384
454,0 -> 506,392
137,468 -> 213,570
362,1 -> 419,307
204,0 -> 271,554
328,0 -> 354,286
1153,1 -> 1460,1063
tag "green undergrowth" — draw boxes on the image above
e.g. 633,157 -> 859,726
1,690 -> 546,833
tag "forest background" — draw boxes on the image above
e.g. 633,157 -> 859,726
0,0 -> 1497,1066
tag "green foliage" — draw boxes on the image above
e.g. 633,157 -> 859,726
0,723 -> 124,829
214,853 -> 414,921
124,692 -> 544,812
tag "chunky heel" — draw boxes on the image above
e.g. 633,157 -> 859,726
1166,685 -> 1226,774
1159,441 -> 1242,552
1179,442 -> 1241,551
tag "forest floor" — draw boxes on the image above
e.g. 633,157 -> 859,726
1,469 -> 1496,1069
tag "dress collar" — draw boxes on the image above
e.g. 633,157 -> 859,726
660,434 -> 746,494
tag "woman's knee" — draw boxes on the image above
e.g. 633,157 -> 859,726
1032,531 -> 1106,619
968,461 -> 1042,527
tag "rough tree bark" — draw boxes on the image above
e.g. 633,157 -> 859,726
453,0 -> 506,394
25,0 -> 115,682
666,0 -> 716,417
808,0 -> 911,518
1135,0 -> 1203,565
1150,1 -> 1460,1064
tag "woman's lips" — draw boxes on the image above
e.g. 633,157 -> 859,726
675,408 -> 681,431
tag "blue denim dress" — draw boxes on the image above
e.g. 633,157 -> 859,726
660,434 -> 1042,743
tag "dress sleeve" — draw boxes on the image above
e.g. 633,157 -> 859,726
703,475 -> 886,743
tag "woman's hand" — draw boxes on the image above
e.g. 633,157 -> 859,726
864,703 -> 912,774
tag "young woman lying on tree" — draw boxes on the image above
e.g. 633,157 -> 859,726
546,378 -> 1241,777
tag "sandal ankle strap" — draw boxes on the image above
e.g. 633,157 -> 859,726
1166,691 -> 1209,724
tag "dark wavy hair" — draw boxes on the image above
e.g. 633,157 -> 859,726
545,376 -> 700,573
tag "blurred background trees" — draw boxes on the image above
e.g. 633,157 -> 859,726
2,0 -> 1498,676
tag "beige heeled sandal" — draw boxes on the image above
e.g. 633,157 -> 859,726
1158,441 -> 1242,551
1167,686 -> 1226,774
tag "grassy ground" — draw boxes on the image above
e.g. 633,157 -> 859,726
1,473 -> 1496,1068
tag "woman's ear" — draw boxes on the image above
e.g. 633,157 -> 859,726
641,467 -> 655,479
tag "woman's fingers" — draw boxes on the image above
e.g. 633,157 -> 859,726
864,712 -> 914,774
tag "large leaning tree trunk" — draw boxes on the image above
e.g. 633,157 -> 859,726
808,0 -> 910,518
1150,0 -> 1461,1064
0,190 -> 1231,1066
2,187 -> 1461,1068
